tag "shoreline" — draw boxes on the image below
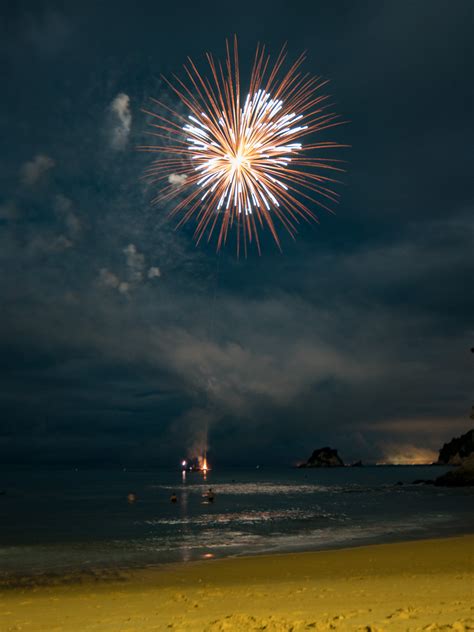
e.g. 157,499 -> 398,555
1,534 -> 473,630
2,528 -> 473,589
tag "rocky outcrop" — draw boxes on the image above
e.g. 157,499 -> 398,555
434,454 -> 474,487
298,447 -> 344,468
437,429 -> 474,465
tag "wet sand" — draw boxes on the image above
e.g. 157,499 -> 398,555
1,535 -> 473,631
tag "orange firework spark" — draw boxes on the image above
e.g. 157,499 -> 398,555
140,37 -> 346,255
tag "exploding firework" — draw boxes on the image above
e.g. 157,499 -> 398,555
140,38 -> 346,254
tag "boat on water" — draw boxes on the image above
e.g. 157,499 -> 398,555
181,456 -> 210,473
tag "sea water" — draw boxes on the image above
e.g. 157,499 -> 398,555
0,466 -> 473,579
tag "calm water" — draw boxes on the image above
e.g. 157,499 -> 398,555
1,466 -> 473,578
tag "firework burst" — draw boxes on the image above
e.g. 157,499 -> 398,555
140,37 -> 346,254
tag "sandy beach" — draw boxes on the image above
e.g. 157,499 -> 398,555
1,535 -> 473,631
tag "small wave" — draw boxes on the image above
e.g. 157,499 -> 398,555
124,513 -> 456,556
148,482 -> 333,495
142,507 -> 339,527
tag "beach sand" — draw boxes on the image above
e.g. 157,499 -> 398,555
1,535 -> 473,631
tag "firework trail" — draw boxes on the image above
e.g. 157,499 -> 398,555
140,37 -> 346,254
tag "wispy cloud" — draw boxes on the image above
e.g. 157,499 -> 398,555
20,154 -> 55,186
54,194 -> 81,240
98,244 -> 150,295
123,243 -> 145,282
99,268 -> 120,289
148,266 -> 161,279
109,93 -> 132,150
28,234 -> 73,255
168,173 -> 188,186
98,268 -> 128,294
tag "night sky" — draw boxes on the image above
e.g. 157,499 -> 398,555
1,1 -> 472,467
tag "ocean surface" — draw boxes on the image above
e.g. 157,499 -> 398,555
1,466 -> 473,579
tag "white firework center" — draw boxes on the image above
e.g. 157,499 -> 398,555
182,90 -> 308,216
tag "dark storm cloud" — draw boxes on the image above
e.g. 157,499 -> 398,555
1,7 -> 73,58
0,0 -> 472,465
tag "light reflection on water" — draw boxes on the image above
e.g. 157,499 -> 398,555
0,466 -> 473,577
